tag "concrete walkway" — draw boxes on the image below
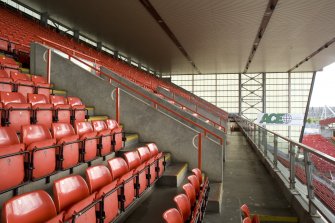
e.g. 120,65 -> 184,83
204,131 -> 296,222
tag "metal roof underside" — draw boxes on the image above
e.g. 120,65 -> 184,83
17,0 -> 335,74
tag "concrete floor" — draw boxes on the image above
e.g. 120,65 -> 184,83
204,131 -> 295,222
124,131 -> 296,223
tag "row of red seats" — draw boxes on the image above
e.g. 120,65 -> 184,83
0,67 -> 51,98
0,6 -> 228,122
0,119 -> 124,193
302,134 -> 335,175
0,91 -> 88,131
1,143 -> 165,223
277,156 -> 335,213
163,169 -> 209,223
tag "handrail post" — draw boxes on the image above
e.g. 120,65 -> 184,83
263,128 -> 267,156
303,150 -> 317,215
273,135 -> 278,169
253,123 -> 257,143
115,87 -> 120,123
289,143 -> 296,189
258,127 -> 261,148
46,48 -> 51,84
198,133 -> 202,171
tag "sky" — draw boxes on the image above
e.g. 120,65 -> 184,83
310,62 -> 335,107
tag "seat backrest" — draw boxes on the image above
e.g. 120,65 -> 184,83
243,217 -> 252,223
50,95 -> 67,105
187,175 -> 200,194
31,75 -> 47,84
67,96 -> 83,106
191,168 -> 202,185
0,91 -> 26,105
147,143 -> 159,157
105,119 -> 119,130
85,165 -> 113,193
137,146 -> 151,163
182,183 -> 196,206
28,93 -> 49,105
173,194 -> 191,222
240,204 -> 251,218
0,69 -> 10,78
53,175 -> 90,212
92,120 -> 108,132
52,123 -> 76,140
2,190 -> 57,223
0,127 -> 20,146
107,157 -> 129,180
75,121 -> 94,136
21,124 -> 52,145
123,151 -> 141,171
162,208 -> 183,223
10,71 -> 30,81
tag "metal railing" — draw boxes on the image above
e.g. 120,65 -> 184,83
235,116 -> 335,222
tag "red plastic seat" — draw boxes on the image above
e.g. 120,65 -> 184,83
50,95 -> 71,123
75,121 -> 98,162
105,119 -> 124,152
52,122 -> 80,170
0,56 -> 19,71
0,91 -> 32,132
243,217 -> 252,223
147,143 -> 165,177
107,157 -> 134,209
174,194 -> 191,222
53,175 -> 96,222
10,71 -> 34,97
1,190 -> 58,223
21,124 -> 56,180
188,175 -> 200,196
192,168 -> 202,185
0,69 -> 14,92
162,208 -> 183,223
0,127 -> 25,192
28,93 -> 53,129
183,183 -> 197,207
68,96 -> 87,122
240,204 -> 260,223
31,75 -> 51,98
85,165 -> 119,222
92,120 -> 112,156
124,150 -> 148,195
137,146 -> 157,185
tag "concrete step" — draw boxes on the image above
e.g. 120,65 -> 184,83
158,162 -> 188,187
51,89 -> 67,96
259,215 -> 298,223
207,182 -> 223,213
86,106 -> 95,116
124,133 -> 139,148
88,115 -> 108,121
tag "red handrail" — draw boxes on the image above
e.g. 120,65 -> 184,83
36,36 -> 227,131
39,42 -> 224,144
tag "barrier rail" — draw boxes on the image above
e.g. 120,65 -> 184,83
235,116 -> 335,222
35,36 -> 227,130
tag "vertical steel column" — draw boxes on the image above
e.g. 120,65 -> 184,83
288,72 -> 291,138
238,73 -> 242,116
289,143 -> 296,189
303,150 -> 317,215
192,74 -> 194,93
262,72 -> 266,113
273,135 -> 278,168
253,123 -> 257,143
263,128 -> 267,156
299,72 -> 316,143
258,127 -> 261,148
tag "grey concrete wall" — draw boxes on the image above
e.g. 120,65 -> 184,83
30,43 -> 116,117
30,43 -> 223,182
